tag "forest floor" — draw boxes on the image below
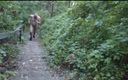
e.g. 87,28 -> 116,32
8,33 -> 65,80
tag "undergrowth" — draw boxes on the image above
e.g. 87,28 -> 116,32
39,1 -> 128,80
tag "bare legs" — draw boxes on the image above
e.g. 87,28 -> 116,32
29,32 -> 33,41
33,26 -> 36,38
29,25 -> 37,41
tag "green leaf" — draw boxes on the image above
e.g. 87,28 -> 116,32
105,58 -> 111,64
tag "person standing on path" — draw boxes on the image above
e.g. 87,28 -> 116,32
28,13 -> 41,41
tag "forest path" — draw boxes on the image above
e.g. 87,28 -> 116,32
8,34 -> 64,80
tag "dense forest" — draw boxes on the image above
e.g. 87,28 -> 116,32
0,1 -> 128,80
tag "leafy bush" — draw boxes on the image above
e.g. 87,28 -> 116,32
37,10 -> 50,23
39,1 -> 128,80
0,44 -> 19,80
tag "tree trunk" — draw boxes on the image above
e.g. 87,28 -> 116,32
65,1 -> 71,8
68,1 -> 71,8
51,1 -> 54,17
46,1 -> 54,17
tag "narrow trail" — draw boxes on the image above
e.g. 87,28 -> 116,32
8,36 -> 64,80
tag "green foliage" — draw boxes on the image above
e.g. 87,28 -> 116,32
0,1 -> 20,31
37,10 -> 50,23
0,44 -> 19,80
40,1 -> 128,80
52,1 -> 69,16
0,1 -> 43,31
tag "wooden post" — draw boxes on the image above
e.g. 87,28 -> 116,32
19,28 -> 22,42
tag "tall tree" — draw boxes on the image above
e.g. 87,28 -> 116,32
46,1 -> 54,17
51,1 -> 54,17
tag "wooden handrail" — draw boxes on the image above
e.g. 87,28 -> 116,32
0,20 -> 24,42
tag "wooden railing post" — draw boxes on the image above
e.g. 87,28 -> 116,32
18,20 -> 23,42
19,28 -> 22,42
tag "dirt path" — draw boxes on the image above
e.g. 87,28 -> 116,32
8,37 -> 64,80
